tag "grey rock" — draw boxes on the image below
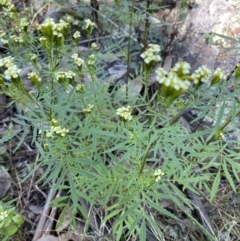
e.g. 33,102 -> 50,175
173,0 -> 240,74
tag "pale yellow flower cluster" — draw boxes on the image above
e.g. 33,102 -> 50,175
154,169 -> 164,182
10,34 -> 24,44
20,18 -> 28,31
0,211 -> 8,221
213,68 -> 226,81
4,66 -> 20,80
140,44 -> 161,64
85,19 -> 96,30
156,60 -> 226,94
55,71 -> 75,82
39,36 -> 47,47
0,30 -> 8,44
83,104 -> 94,113
43,143 -> 49,151
156,67 -> 191,91
30,54 -> 36,61
71,53 -> 84,67
88,54 -> 95,66
0,0 -> 15,17
76,84 -> 85,93
0,56 -> 21,80
172,61 -> 191,75
191,65 -> 212,84
91,43 -> 99,51
40,17 -> 55,30
0,56 -> 14,68
0,0 -> 14,9
116,106 -> 132,121
28,72 -> 41,86
210,68 -> 226,86
215,131 -> 224,140
46,119 -> 69,137
46,126 -> 69,137
39,18 -> 68,38
53,19 -> 68,38
73,31 -> 81,39
52,118 -> 58,125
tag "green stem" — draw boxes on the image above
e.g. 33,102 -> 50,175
138,127 -> 160,177
206,109 -> 240,145
48,44 -> 57,119
126,0 -> 136,101
138,143 -> 152,177
142,0 -> 152,49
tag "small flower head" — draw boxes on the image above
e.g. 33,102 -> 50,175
215,131 -> 224,140
10,34 -> 24,44
55,71 -> 75,85
46,125 -> 69,138
71,53 -> 84,67
116,106 -> 132,121
39,18 -> 68,46
73,31 -> 81,39
76,84 -> 85,93
140,44 -> 161,64
83,104 -> 94,113
168,72 -> 191,90
0,30 -> 8,44
156,67 -> 191,101
46,119 -> 69,137
28,72 -> 41,87
20,18 -> 28,32
51,118 -> 58,126
88,54 -> 95,66
39,36 -> 48,49
172,61 -> 191,76
211,68 -> 226,86
65,71 -> 75,79
129,132 -> 134,140
4,65 -> 21,80
155,67 -> 167,80
30,53 -> 37,62
0,56 -> 14,69
154,169 -> 164,182
43,143 -> 49,151
66,16 -> 72,24
46,130 -> 54,138
156,68 -> 190,91
192,65 -> 212,84
0,211 -> 8,221
60,128 -> 69,137
91,42 -> 99,51
39,18 -> 55,38
71,53 -> 78,59
85,19 -> 96,32
53,19 -> 68,37
0,0 -> 15,17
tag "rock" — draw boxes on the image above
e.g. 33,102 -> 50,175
173,0 -> 240,74
0,165 -> 12,199
36,235 -> 58,241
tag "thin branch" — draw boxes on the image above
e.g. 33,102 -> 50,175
32,187 -> 55,241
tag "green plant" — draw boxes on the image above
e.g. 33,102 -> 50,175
1,0 -> 240,240
0,204 -> 24,241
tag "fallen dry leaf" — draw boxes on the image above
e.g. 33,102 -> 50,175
36,233 -> 82,241
36,235 -> 58,241
0,165 -> 12,199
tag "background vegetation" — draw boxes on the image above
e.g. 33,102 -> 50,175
0,0 -> 240,240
